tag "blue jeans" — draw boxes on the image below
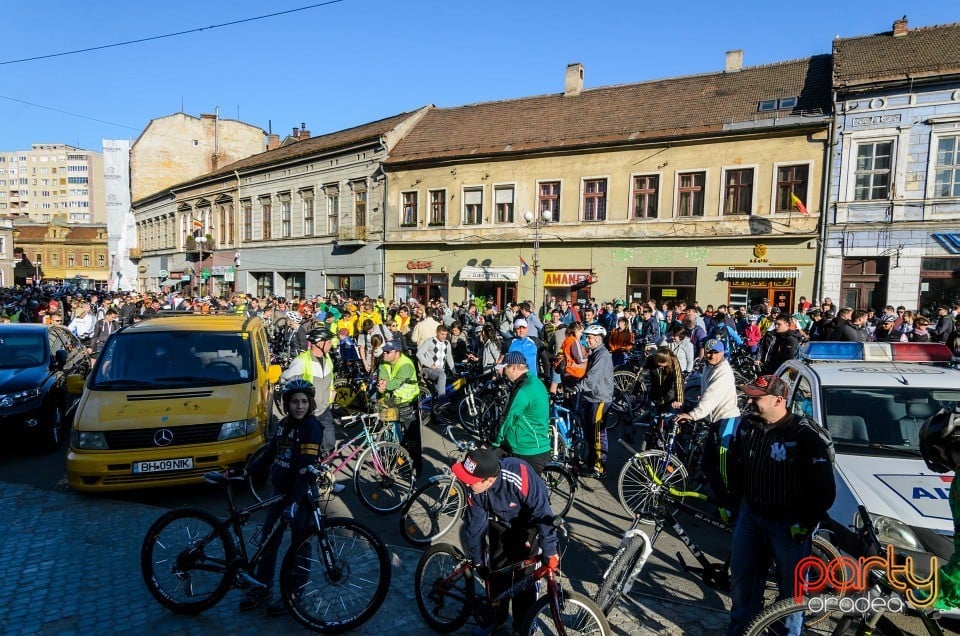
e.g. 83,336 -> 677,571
727,502 -> 809,636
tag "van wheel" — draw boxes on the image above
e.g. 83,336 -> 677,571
43,404 -> 65,452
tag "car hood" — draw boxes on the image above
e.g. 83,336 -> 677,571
0,366 -> 47,393
74,384 -> 253,430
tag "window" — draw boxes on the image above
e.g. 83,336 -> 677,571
463,187 -> 483,225
260,198 -> 272,240
325,187 -> 339,235
582,178 -> 607,221
539,182 -> 560,222
493,186 -> 515,223
401,191 -> 418,226
82,254 -> 90,267
280,195 -> 291,238
723,168 -> 754,215
776,164 -> 809,213
632,175 -> 659,219
677,171 -> 705,217
67,253 -> 75,267
254,272 -> 273,297
934,135 -> 960,197
67,177 -> 88,184
218,206 -> 227,244
355,189 -> 366,228
98,254 -> 105,267
51,253 -> 59,266
303,194 -> 314,236
242,201 -> 252,241
283,272 -> 305,298
429,189 -> 446,225
226,203 -> 234,245
854,141 -> 892,200
625,268 -> 698,305
758,99 -> 778,112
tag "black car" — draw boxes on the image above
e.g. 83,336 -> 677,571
0,323 -> 90,450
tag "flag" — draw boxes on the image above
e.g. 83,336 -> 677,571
192,218 -> 204,230
790,193 -> 809,215
519,256 -> 529,276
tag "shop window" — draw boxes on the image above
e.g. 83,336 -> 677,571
282,272 -> 305,299
254,272 -> 273,297
625,267 -> 697,305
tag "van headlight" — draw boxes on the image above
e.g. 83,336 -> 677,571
71,430 -> 108,450
854,512 -> 924,552
218,418 -> 259,441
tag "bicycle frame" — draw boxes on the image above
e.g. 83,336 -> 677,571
319,412 -> 393,478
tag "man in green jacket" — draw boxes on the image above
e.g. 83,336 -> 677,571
494,351 -> 551,474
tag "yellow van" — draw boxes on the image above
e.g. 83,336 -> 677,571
66,314 -> 281,492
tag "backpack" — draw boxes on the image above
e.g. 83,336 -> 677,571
552,351 -> 566,374
796,414 -> 836,465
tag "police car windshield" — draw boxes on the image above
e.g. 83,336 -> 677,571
92,331 -> 253,389
821,387 -> 960,452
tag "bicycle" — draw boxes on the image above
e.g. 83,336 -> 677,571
398,425 -> 576,546
246,410 -> 415,514
141,466 -> 391,634
743,503 -> 947,635
414,522 -> 611,635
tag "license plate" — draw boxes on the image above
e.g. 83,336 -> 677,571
132,457 -> 194,474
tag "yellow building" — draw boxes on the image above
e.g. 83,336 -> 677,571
384,55 -> 829,313
12,217 -> 109,287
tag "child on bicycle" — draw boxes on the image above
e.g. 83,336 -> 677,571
240,379 -> 323,616
919,407 -> 960,609
452,448 -> 560,636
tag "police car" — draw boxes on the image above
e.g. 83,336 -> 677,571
774,341 -> 958,564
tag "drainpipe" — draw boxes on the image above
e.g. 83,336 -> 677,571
234,169 -> 242,294
813,96 -> 838,303
379,136 -> 387,298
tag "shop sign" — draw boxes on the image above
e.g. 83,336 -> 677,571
211,265 -> 235,276
662,289 -> 678,298
751,243 -> 769,263
406,259 -> 433,270
544,271 -> 593,287
159,269 -> 168,278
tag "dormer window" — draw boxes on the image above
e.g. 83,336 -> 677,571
779,96 -> 798,109
758,99 -> 777,112
758,96 -> 798,112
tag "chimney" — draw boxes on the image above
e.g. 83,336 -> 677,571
725,49 -> 744,73
893,16 -> 908,37
564,63 -> 584,97
267,134 -> 281,150
292,127 -> 300,139
298,122 -> 311,140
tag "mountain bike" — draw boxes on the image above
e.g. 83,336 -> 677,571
414,522 -> 611,635
141,466 -> 391,634
246,411 -> 415,514
398,425 -> 576,546
743,504 -> 947,636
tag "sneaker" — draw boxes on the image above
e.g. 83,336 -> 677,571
588,469 -> 607,480
266,596 -> 288,617
239,587 -> 269,611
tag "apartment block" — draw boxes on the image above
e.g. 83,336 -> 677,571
0,144 -> 105,224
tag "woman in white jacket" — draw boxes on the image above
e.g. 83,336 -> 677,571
665,325 -> 696,374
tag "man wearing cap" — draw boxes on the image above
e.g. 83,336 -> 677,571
934,305 -> 955,344
579,324 -> 614,478
377,340 -> 422,474
493,352 -> 551,474
676,338 -> 740,515
724,375 -> 836,635
498,318 -> 540,374
452,448 -> 559,635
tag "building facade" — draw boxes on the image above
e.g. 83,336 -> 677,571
824,18 -> 960,312
11,217 -> 109,287
0,144 -> 105,224
383,58 -> 830,312
0,218 -> 13,286
132,110 -> 429,298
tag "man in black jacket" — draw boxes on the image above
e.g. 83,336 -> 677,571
933,305 -> 956,343
725,375 -> 835,636
838,309 -> 869,342
758,315 -> 801,374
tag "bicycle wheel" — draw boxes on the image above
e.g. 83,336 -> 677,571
617,449 -> 688,516
354,441 -> 416,513
458,392 -> 483,434
414,543 -> 475,633
519,590 -> 611,635
542,464 -> 576,518
595,533 -> 647,615
245,443 -> 271,503
140,507 -> 235,614
280,517 -> 391,634
805,534 -> 846,629
399,476 -> 465,547
613,370 -> 638,395
333,378 -> 366,419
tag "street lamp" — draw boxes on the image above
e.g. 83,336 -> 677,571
34,255 -> 41,286
196,235 -> 207,296
109,251 -> 116,291
522,209 -> 552,312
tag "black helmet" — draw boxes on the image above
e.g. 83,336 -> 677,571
919,408 -> 960,473
282,379 -> 315,400
305,326 -> 333,345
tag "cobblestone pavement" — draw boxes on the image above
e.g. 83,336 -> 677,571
0,479 -> 742,635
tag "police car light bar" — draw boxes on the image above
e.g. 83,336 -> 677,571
799,341 -> 954,362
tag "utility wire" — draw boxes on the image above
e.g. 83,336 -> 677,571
0,0 -> 346,65
0,95 -> 141,132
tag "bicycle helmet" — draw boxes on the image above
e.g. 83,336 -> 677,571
282,378 -> 316,400
285,310 -> 303,324
583,324 -> 607,338
919,408 -> 960,473
305,326 -> 333,345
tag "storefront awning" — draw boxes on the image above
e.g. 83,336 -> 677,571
158,278 -> 185,287
724,269 -> 800,280
932,233 -> 960,255
459,266 -> 520,282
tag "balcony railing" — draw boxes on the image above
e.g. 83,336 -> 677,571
337,226 -> 368,244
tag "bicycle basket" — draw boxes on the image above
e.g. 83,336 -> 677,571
379,406 -> 399,422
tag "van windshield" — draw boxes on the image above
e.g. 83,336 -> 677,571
92,331 -> 253,389
821,386 -> 960,452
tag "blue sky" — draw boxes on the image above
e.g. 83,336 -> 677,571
1,0 -> 957,151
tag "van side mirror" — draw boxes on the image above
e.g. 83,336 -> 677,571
267,364 -> 282,384
66,374 -> 86,395
53,349 -> 68,369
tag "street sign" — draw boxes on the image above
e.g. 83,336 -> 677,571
159,269 -> 168,278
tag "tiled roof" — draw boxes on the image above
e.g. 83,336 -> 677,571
833,21 -> 960,87
12,226 -> 48,240
65,227 -> 104,240
386,56 -> 832,165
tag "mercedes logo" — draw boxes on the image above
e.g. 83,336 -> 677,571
154,428 -> 174,447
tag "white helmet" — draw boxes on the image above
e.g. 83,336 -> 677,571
285,310 -> 303,324
583,324 -> 607,337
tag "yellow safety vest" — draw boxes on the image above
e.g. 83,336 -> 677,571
293,351 -> 335,401
382,354 -> 419,404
